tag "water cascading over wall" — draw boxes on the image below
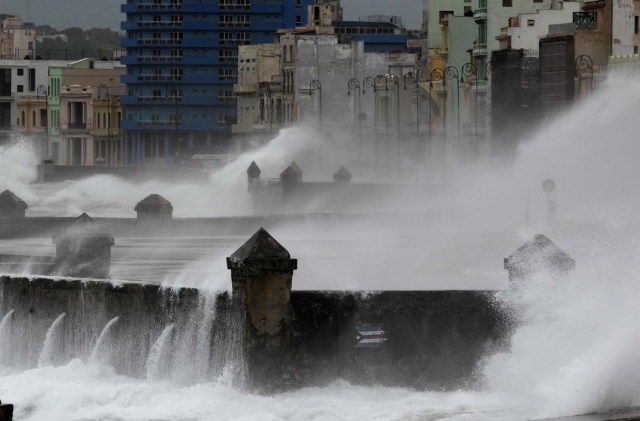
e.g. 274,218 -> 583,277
0,276 -> 244,384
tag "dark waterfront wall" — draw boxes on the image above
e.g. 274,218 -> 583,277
289,290 -> 507,390
0,276 -> 238,382
0,275 -> 509,391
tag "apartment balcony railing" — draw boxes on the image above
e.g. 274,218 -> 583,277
139,56 -> 182,62
136,3 -> 182,10
136,75 -> 183,81
137,39 -> 183,45
137,21 -> 183,28
136,96 -> 183,102
136,120 -> 181,128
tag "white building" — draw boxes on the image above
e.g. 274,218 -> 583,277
500,2 -> 582,51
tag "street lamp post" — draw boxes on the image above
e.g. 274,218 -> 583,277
98,84 -> 111,164
361,76 -> 376,163
309,79 -> 322,133
347,78 -> 362,159
402,67 -> 428,136
575,54 -> 593,97
430,68 -> 445,139
444,65 -> 460,139
36,84 -> 49,160
461,63 -> 477,135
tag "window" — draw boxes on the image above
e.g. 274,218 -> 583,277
635,46 -> 639,54
296,0 -> 301,7
219,68 -> 236,81
527,19 -> 535,27
635,16 -> 639,35
296,16 -> 301,25
219,49 -> 237,62
502,0 -> 512,6
17,68 -> 24,76
17,85 -> 24,92
28,68 -> 35,91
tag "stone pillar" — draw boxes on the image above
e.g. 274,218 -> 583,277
226,227 -> 297,391
52,213 -> 115,279
247,161 -> 261,194
0,400 -> 13,421
0,190 -> 27,218
504,234 -> 575,282
247,161 -> 261,182
280,162 -> 302,200
333,166 -> 352,183
134,194 -> 173,224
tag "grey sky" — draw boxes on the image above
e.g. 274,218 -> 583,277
1,0 -> 422,31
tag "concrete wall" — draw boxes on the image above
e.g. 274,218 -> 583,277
0,275 -> 509,391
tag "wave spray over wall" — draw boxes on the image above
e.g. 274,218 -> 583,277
1,78 -> 640,420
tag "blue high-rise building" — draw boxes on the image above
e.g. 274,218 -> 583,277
120,0 -> 313,165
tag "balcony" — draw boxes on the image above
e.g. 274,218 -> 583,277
120,55 -> 182,64
136,75 -> 183,81
121,3 -> 182,13
121,21 -> 182,30
473,43 -> 487,57
65,123 -> 87,130
473,7 -> 487,21
136,96 -> 183,102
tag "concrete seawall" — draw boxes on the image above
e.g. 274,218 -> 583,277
0,275 -> 509,391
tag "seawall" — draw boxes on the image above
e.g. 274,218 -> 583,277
0,275 -> 508,390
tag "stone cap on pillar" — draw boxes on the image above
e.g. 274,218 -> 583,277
280,161 -> 302,183
333,166 -> 352,183
247,161 -> 261,180
52,212 -> 115,246
0,189 -> 28,211
134,194 -> 174,215
504,234 -> 574,276
227,227 -> 297,272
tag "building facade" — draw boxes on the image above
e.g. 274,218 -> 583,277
0,16 -> 36,60
120,0 -> 315,166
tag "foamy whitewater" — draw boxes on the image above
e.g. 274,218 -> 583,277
1,76 -> 640,419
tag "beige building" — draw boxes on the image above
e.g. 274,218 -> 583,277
233,44 -> 284,135
0,16 -> 36,60
55,63 -> 125,166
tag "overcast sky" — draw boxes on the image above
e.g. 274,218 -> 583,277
2,0 -> 422,31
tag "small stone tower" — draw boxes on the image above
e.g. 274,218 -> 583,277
247,161 -> 261,182
134,194 -> 173,223
280,162 -> 302,200
333,166 -> 352,183
504,234 -> 575,282
0,190 -> 27,218
227,227 -> 297,390
52,213 -> 115,279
